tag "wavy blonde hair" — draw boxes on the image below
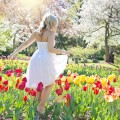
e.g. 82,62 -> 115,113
39,14 -> 58,34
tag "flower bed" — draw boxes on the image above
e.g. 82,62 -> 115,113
0,60 -> 120,119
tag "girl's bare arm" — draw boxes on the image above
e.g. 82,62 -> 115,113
48,31 -> 70,55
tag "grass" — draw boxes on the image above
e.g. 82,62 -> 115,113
111,81 -> 120,87
79,62 -> 118,69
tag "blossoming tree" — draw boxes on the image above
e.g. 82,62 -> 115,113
78,0 -> 120,62
0,0 -> 73,55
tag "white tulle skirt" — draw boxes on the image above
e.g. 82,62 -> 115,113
25,49 -> 68,88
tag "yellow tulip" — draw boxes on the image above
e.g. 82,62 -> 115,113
107,75 -> 114,81
112,74 -> 116,79
67,70 -> 71,75
67,76 -> 73,83
78,76 -> 82,82
89,77 -> 95,84
0,61 -> 3,67
85,76 -> 90,83
80,75 -> 86,82
101,78 -> 107,86
74,77 -> 80,85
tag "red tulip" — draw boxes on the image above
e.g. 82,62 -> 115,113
23,95 -> 28,102
92,87 -> 95,90
64,93 -> 71,101
57,79 -> 61,85
94,88 -> 99,95
64,83 -> 70,91
22,77 -> 27,83
15,68 -> 22,74
17,73 -> 22,77
113,78 -> 116,82
18,82 -> 25,90
7,72 -> 12,77
29,89 -> 36,96
107,81 -> 110,85
6,70 -> 13,77
3,80 -> 8,85
4,86 -> 9,92
108,86 -> 115,95
59,74 -> 63,78
0,76 -> 2,81
83,85 -> 88,91
0,84 -> 3,91
56,88 -> 63,96
25,87 -> 30,92
64,94 -> 71,106
94,81 -> 102,89
38,82 -> 43,87
74,75 -> 76,78
36,82 -> 43,92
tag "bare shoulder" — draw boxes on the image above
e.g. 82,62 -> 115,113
31,31 -> 41,41
32,31 -> 40,37
47,30 -> 56,37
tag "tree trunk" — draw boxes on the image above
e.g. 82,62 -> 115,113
13,29 -> 21,51
13,34 -> 16,52
105,22 -> 109,62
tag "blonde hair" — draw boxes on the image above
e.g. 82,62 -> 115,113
39,14 -> 58,34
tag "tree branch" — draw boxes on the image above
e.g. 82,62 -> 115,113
18,11 -> 33,33
110,32 -> 120,37
90,26 -> 105,33
112,27 -> 120,32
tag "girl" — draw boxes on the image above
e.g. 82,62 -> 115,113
9,14 -> 70,118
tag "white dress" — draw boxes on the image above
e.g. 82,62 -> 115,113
25,42 -> 68,88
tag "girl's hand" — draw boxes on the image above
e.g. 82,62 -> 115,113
8,53 -> 15,59
62,50 -> 71,56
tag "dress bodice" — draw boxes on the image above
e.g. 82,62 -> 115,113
37,42 -> 48,50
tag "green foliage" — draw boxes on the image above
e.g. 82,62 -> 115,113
94,49 -> 105,60
70,46 -> 98,61
0,29 -> 12,52
67,0 -> 82,21
56,34 -> 87,50
114,45 -> 120,55
0,19 -> 13,53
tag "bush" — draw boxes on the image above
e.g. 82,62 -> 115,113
0,47 -> 12,56
95,49 -> 105,60
70,46 -> 99,62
